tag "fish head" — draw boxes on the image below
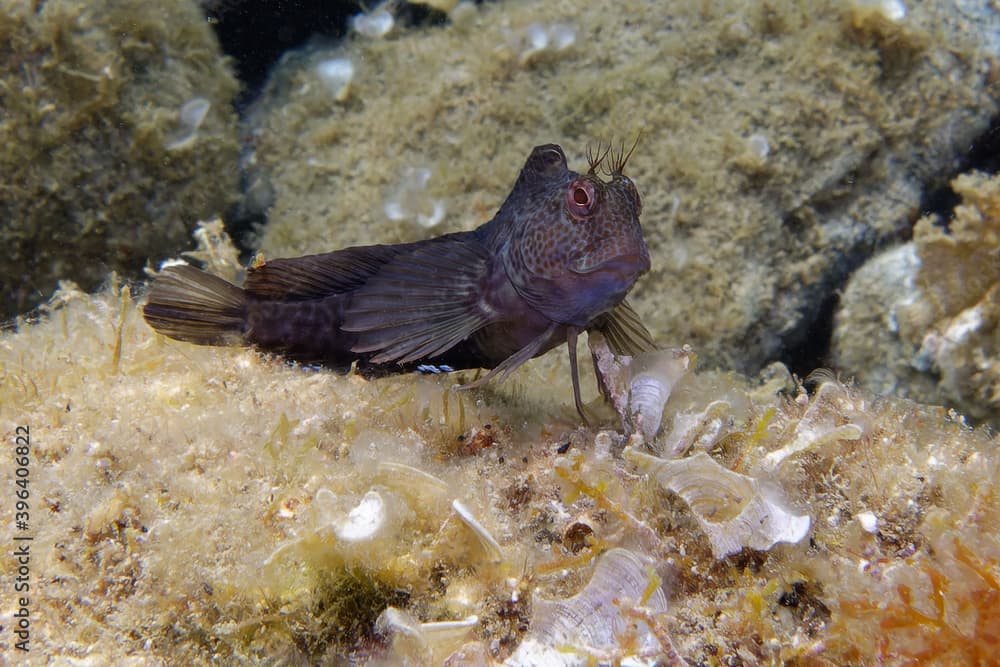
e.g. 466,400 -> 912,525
498,143 -> 650,327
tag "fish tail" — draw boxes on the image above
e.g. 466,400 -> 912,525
143,265 -> 248,345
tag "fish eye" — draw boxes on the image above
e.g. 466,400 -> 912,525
566,179 -> 597,218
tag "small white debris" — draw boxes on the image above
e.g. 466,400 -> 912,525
333,489 -> 387,542
513,22 -> 577,65
165,97 -> 212,151
314,58 -> 354,102
747,133 -> 770,160
548,24 -> 577,50
384,167 -> 447,229
525,23 -> 549,52
452,499 -> 503,563
179,98 -> 211,130
857,511 -> 878,533
352,6 -> 394,38
850,0 -> 906,22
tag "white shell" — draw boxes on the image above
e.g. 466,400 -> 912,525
351,7 -> 394,37
179,98 -> 210,129
747,133 -> 770,159
851,0 -> 906,22
659,399 -> 731,458
504,548 -> 668,667
384,167 -> 447,229
165,97 -> 211,150
377,607 -> 478,666
629,375 -> 671,443
627,347 -> 693,444
626,449 -> 811,559
517,22 -> 577,65
333,489 -> 386,542
377,461 -> 451,499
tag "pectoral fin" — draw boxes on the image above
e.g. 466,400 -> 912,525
596,300 -> 657,355
342,235 -> 496,364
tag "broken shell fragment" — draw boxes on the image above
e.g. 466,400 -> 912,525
658,399 -> 731,458
762,380 -> 864,470
452,499 -> 504,564
377,606 -> 479,666
504,548 -> 668,667
377,461 -> 451,500
262,486 -> 407,567
625,449 -> 811,559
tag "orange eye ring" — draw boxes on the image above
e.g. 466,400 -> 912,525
566,179 -> 596,218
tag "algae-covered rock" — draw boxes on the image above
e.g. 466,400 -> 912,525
4,250 -> 1000,663
245,0 -> 998,374
0,0 -> 240,318
833,171 -> 1000,425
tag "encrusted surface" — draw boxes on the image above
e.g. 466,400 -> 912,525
0,0 -> 240,318
3,228 -> 999,662
834,172 -> 1000,425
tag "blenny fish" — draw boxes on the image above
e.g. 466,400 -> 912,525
143,143 -> 655,418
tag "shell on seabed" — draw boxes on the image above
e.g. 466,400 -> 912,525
501,548 -> 669,667
625,449 -> 811,559
628,347 -> 694,444
376,607 -> 479,666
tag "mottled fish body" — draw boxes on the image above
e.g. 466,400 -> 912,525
143,143 -> 655,417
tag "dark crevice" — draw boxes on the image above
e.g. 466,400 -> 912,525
207,1 -> 360,111
782,290 -> 839,380
918,113 -> 1000,221
206,1 -> 454,111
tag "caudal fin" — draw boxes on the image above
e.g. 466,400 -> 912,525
143,265 -> 248,345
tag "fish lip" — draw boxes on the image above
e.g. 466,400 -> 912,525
571,253 -> 650,276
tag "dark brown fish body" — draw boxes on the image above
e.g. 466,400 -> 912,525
143,144 -> 655,416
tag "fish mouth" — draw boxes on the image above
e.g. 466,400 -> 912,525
571,252 -> 650,278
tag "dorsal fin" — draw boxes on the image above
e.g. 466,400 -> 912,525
243,245 -> 402,300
